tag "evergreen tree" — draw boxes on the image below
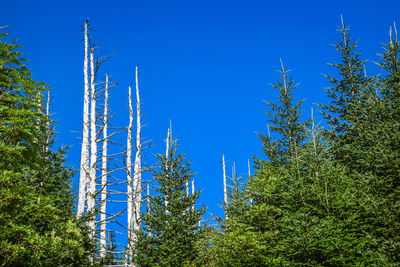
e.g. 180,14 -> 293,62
257,59 -> 309,166
204,62 -> 312,265
0,29 -> 94,265
319,16 -> 373,163
134,138 -> 206,266
223,171 -> 248,222
207,125 -> 377,265
322,19 -> 400,263
318,21 -> 400,209
205,41 -> 399,264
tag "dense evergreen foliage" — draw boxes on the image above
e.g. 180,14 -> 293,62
1,17 -> 400,266
0,30 -> 94,266
200,20 -> 400,266
134,139 -> 206,266
257,60 -> 309,166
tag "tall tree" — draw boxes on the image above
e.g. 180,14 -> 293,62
99,73 -> 109,257
126,83 -> 134,265
0,28 -> 94,265
320,15 -> 371,163
134,136 -> 206,266
78,19 -> 90,217
256,59 -> 308,167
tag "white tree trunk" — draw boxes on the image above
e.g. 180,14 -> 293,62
45,90 -> 50,152
166,128 -> 170,157
191,179 -> 195,211
165,128 -> 170,210
146,183 -> 152,237
78,19 -> 90,217
146,183 -> 150,210
133,66 -> 142,232
100,74 -> 109,257
127,85 -> 134,266
132,66 -> 142,266
222,154 -> 227,205
248,159 -> 251,179
248,159 -> 253,204
88,47 -> 97,235
46,90 -> 50,118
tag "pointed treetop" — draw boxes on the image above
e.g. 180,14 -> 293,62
340,14 -> 345,29
280,58 -> 284,71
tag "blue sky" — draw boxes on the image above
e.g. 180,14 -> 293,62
2,0 -> 399,222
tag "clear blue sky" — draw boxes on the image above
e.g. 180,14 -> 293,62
2,0 -> 399,221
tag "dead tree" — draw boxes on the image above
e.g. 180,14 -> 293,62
192,179 -> 195,211
78,19 -> 90,217
76,20 -> 123,261
133,66 -> 143,240
126,83 -> 134,265
87,47 -> 97,236
165,126 -> 171,213
99,74 -> 109,257
222,154 -> 227,207
125,66 -> 152,266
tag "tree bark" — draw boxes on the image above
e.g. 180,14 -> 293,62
88,47 -> 97,235
222,154 -> 227,206
127,84 -> 134,266
100,74 -> 109,257
132,66 -> 142,266
78,19 -> 90,217
165,128 -> 170,210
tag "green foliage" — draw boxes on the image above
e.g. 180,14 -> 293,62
322,20 -> 400,264
2,17 -> 400,266
205,20 -> 400,266
222,172 -> 248,222
135,139 -> 206,266
257,60 -> 309,166
0,30 -> 94,266
319,17 -> 373,162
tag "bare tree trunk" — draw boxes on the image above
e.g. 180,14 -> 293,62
78,19 -> 90,217
192,179 -> 195,211
133,66 -> 142,232
222,154 -> 227,206
248,159 -> 251,179
146,183 -> 152,237
132,66 -> 142,266
45,90 -> 50,152
100,74 -> 109,257
88,47 -> 97,236
146,183 -> 150,210
166,128 -> 170,157
127,85 -> 134,266
248,158 -> 253,204
165,128 -> 170,210
46,91 -> 50,119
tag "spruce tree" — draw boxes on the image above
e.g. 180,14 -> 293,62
204,20 -> 400,266
134,138 -> 206,266
257,59 -> 309,166
223,172 -> 248,222
319,16 -> 373,164
321,19 -> 400,264
0,29 -> 94,265
205,61 -> 311,265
